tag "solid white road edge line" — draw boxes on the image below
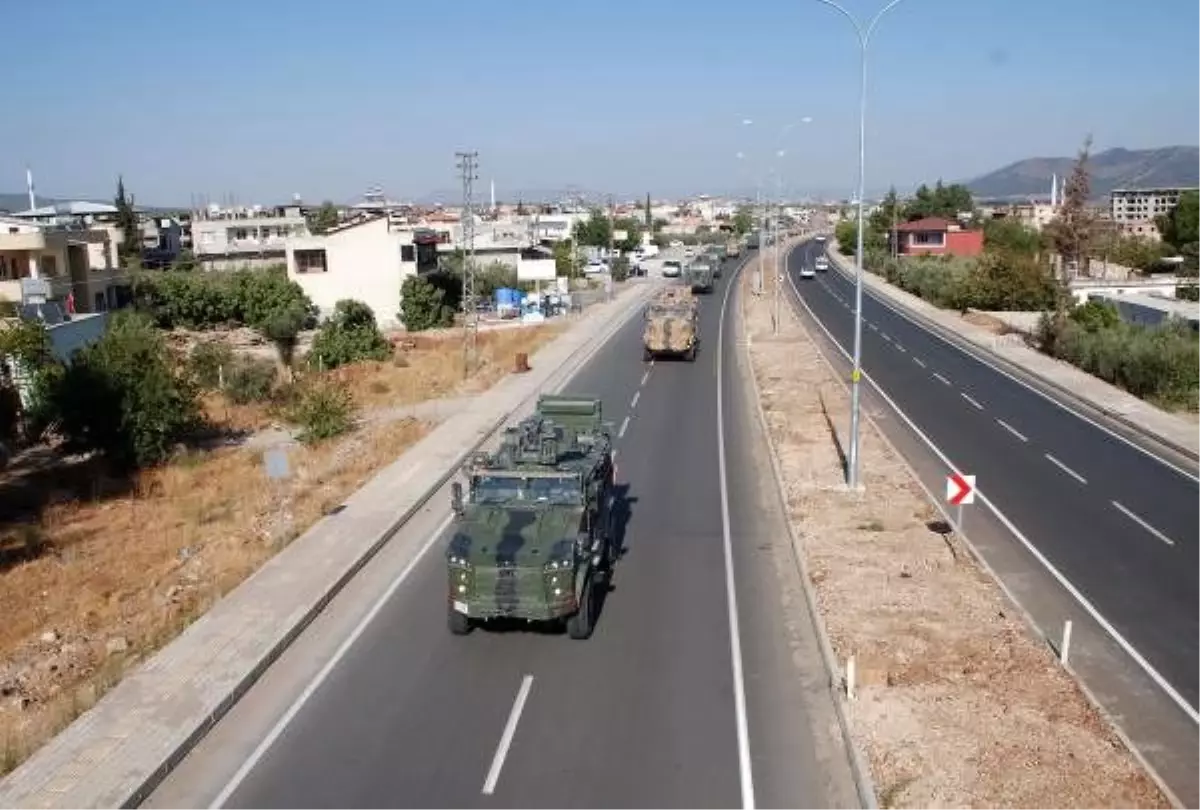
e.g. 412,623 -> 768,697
1112,501 -> 1176,547
481,675 -> 534,795
823,254 -> 1200,483
1044,453 -> 1088,485
209,512 -> 455,808
717,257 -> 757,810
783,263 -> 1200,725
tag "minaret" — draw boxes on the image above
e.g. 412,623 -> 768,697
26,166 -> 36,212
490,179 -> 496,211
1050,173 -> 1058,208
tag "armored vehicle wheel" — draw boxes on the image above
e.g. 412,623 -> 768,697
448,607 -> 472,635
685,345 -> 697,362
566,575 -> 595,640
643,347 -> 653,362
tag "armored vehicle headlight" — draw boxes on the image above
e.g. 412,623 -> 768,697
543,558 -> 571,571
448,554 -> 473,568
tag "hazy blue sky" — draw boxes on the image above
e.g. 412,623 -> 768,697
1,0 -> 1196,205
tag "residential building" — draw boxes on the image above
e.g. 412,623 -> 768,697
892,217 -> 984,258
1109,187 -> 1197,242
0,216 -> 127,313
191,203 -> 309,269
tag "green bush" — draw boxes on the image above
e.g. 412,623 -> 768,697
285,379 -> 354,443
45,311 -> 202,469
225,358 -> 278,404
610,256 -> 631,282
309,299 -> 392,370
1037,305 -> 1199,410
400,275 -> 455,331
188,341 -> 235,390
1176,285 -> 1199,302
133,266 -> 317,331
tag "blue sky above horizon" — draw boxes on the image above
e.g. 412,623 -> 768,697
1,0 -> 1196,206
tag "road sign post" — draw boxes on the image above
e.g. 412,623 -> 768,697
945,472 -> 975,533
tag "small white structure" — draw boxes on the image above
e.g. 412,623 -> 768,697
285,216 -> 417,328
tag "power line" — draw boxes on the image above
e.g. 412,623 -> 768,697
455,150 -> 480,379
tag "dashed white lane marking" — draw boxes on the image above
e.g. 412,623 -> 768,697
880,332 -> 891,342
960,392 -> 984,410
618,416 -> 630,438
933,372 -> 952,386
913,357 -> 927,368
481,675 -> 534,795
996,419 -> 1028,442
631,390 -> 641,408
1112,501 -> 1175,547
641,369 -> 651,385
1045,453 -> 1088,485
895,343 -> 906,353
868,322 -> 879,331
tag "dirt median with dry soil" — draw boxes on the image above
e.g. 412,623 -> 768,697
740,251 -> 1168,808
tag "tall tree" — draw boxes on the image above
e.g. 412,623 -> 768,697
1047,136 -> 1096,281
306,201 -> 340,234
114,176 -> 142,267
644,193 -> 652,230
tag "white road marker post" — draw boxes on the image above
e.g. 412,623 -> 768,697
946,472 -> 975,535
846,654 -> 857,701
1060,620 -> 1073,667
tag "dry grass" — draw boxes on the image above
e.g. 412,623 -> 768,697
741,252 -> 1168,808
0,319 -> 565,775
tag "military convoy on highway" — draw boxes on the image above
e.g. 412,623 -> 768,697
446,394 -> 618,639
682,259 -> 715,294
642,286 -> 700,361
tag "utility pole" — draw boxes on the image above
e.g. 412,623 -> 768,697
773,173 -> 782,334
755,183 -> 764,294
456,150 -> 479,379
607,194 -> 616,302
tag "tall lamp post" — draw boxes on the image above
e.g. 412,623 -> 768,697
738,117 -> 811,298
812,0 -> 908,490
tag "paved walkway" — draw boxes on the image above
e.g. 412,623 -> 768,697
0,279 -> 659,810
827,246 -> 1199,458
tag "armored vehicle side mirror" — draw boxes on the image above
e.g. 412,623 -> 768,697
450,481 -> 464,516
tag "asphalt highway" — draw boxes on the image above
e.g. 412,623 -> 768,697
788,240 -> 1200,713
153,252 -> 857,809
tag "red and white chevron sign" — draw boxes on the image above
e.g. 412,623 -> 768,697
946,472 -> 976,506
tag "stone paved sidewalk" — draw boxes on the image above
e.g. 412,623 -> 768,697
0,280 -> 658,810
826,246 -> 1199,460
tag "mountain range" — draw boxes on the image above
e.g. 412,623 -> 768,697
965,146 -> 1199,201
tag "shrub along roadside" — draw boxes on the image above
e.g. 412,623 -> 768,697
1036,301 -> 1199,411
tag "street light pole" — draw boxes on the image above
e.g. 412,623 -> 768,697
812,0 -> 908,490
773,172 -> 783,334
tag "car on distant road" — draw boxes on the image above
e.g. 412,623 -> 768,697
585,258 -> 609,275
814,255 -> 829,272
661,259 -> 682,278
799,265 -> 816,280
815,234 -> 826,243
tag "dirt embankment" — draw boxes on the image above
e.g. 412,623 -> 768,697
740,254 -> 1168,808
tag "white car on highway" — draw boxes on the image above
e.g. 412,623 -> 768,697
661,259 -> 682,278
815,255 -> 829,272
799,265 -> 816,280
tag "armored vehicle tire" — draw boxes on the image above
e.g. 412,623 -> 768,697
643,347 -> 653,362
448,607 -> 472,635
566,576 -> 595,640
686,345 -> 697,362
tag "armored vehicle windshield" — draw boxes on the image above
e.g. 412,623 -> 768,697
470,471 -> 583,506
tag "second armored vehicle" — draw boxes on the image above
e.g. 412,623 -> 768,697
683,260 -> 715,294
446,394 -> 617,640
643,287 -> 700,361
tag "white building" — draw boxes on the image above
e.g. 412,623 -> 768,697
192,204 -> 309,269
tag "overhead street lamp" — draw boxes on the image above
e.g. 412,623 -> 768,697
811,0 -> 909,490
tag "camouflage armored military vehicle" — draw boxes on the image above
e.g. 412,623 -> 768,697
446,394 -> 617,640
683,260 -> 715,294
725,236 -> 742,259
704,245 -> 725,277
642,287 -> 699,361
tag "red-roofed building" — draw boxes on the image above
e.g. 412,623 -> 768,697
892,217 -> 984,257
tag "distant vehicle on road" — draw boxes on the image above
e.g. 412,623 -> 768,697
799,265 -> 816,280
668,239 -> 684,249
684,260 -> 715,293
815,234 -> 826,243
725,237 -> 742,259
643,287 -> 699,361
585,258 -> 609,275
446,394 -> 617,639
661,259 -> 683,278
815,255 -> 829,272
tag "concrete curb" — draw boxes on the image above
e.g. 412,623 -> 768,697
734,245 -> 879,810
824,247 -> 1199,468
0,282 -> 658,810
785,243 -> 1185,810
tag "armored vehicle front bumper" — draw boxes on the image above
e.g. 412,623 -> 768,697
448,561 -> 579,621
